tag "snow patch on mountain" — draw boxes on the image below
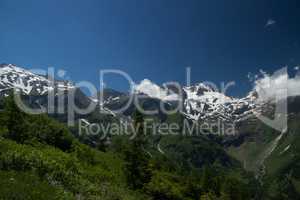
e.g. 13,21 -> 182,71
182,83 -> 258,122
1,64 -> 295,126
183,83 -> 233,104
0,64 -> 73,95
280,145 -> 291,155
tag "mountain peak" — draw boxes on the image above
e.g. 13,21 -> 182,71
0,63 -> 9,68
183,82 -> 216,96
0,63 -> 20,69
0,63 -> 74,95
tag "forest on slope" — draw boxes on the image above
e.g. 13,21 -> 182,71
0,95 -> 298,199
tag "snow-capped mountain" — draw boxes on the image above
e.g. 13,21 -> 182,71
0,64 -> 93,116
0,63 -> 73,96
124,79 -> 260,123
1,63 -> 297,126
91,78 -> 262,123
182,83 -> 259,122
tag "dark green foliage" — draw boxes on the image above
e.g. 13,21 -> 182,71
0,97 -> 148,199
2,95 -> 74,151
145,171 -> 187,200
0,95 -> 286,199
0,170 -> 73,200
3,94 -> 28,142
0,135 -> 147,199
158,135 -> 238,172
220,177 -> 249,200
28,114 -> 74,151
124,109 -> 152,189
71,141 -> 97,164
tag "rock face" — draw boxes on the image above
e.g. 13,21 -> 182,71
95,81 -> 260,123
182,83 -> 259,122
0,64 -> 73,96
0,64 -> 92,117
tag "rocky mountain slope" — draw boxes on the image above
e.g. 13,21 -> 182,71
0,63 -> 282,127
0,64 -> 73,96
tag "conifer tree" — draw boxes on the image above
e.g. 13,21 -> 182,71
124,109 -> 152,189
4,94 -> 28,142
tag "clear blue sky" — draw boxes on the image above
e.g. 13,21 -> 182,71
1,0 -> 300,96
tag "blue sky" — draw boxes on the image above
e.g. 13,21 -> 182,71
1,0 -> 300,96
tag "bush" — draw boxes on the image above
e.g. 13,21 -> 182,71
0,138 -> 146,199
145,171 -> 188,200
0,170 -> 73,200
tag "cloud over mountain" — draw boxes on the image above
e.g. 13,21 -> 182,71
134,79 -> 179,101
253,67 -> 300,102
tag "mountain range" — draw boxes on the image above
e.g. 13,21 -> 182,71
1,63 -> 300,199
0,63 -> 282,124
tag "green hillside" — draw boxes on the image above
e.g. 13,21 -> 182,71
227,116 -> 300,199
3,94 -> 300,199
0,95 -> 257,199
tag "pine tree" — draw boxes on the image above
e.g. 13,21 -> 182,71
124,109 -> 152,189
3,94 -> 28,142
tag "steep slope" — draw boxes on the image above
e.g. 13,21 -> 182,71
182,83 -> 259,123
0,64 -> 97,122
0,64 -> 73,96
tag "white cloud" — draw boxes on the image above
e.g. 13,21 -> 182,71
134,79 -> 179,101
253,67 -> 300,101
265,19 -> 276,27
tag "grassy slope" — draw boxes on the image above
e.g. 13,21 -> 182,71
0,137 -> 148,200
0,170 -> 73,200
227,115 -> 300,198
